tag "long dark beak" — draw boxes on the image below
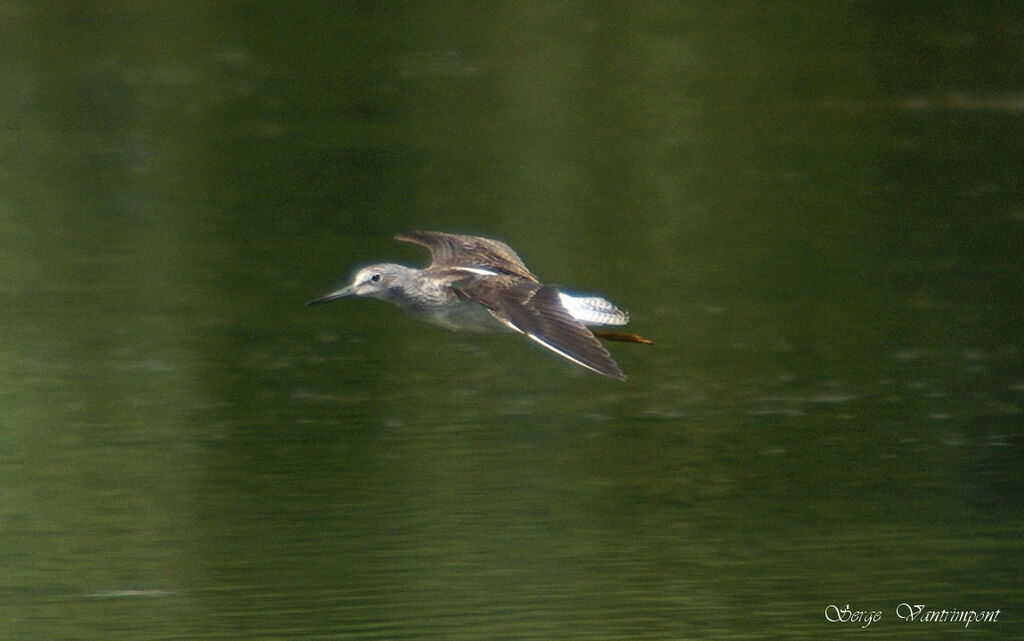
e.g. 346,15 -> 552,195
307,285 -> 355,306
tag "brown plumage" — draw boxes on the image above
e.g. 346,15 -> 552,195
310,231 -> 646,381
394,231 -> 538,281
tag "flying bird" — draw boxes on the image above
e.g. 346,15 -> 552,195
308,231 -> 649,380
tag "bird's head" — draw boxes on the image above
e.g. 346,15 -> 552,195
307,263 -> 409,305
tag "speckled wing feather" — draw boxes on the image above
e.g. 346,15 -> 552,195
395,231 -> 538,282
457,279 -> 626,381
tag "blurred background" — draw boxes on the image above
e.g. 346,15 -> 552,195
1,2 -> 1022,639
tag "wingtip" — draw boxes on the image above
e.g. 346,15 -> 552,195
590,364 -> 627,381
604,362 -> 628,382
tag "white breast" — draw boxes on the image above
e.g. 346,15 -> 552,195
414,298 -> 503,332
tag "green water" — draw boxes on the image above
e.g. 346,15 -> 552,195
1,3 -> 1021,639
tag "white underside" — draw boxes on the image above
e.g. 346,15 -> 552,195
408,287 -> 628,332
404,286 -> 628,378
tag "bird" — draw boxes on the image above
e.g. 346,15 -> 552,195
308,231 -> 649,380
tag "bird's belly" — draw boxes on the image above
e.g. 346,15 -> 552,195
412,299 -> 504,333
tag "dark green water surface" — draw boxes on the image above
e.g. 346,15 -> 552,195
1,3 -> 1022,639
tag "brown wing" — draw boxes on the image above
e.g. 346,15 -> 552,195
395,231 -> 538,282
457,279 -> 626,381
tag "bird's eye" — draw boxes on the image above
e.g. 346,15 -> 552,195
369,273 -> 382,283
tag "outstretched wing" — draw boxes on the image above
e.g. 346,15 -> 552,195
458,279 -> 626,381
395,231 -> 538,282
